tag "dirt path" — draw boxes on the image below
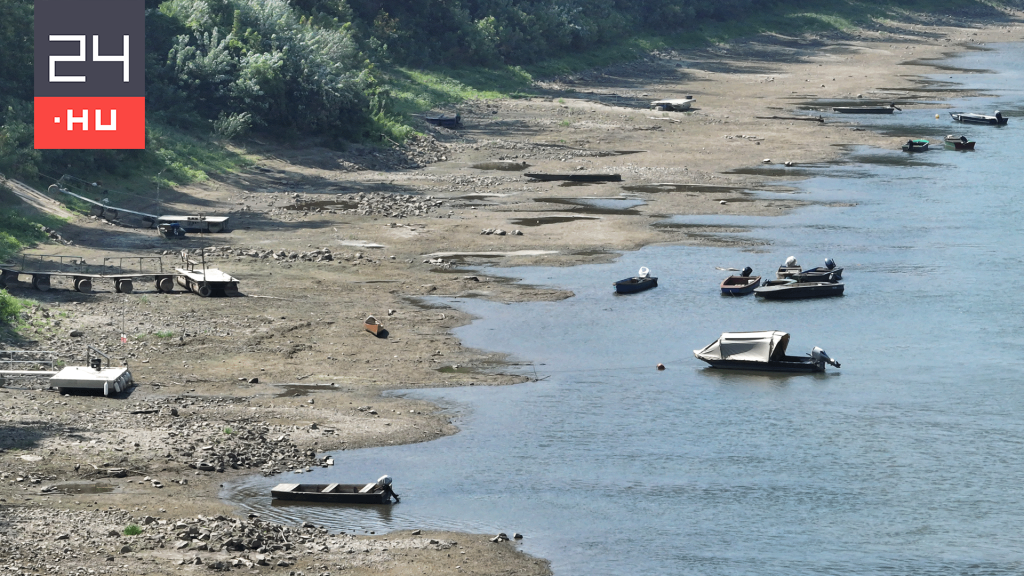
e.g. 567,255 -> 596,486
3,177 -> 73,219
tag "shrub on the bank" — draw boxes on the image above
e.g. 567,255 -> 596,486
0,290 -> 23,325
123,524 -> 142,536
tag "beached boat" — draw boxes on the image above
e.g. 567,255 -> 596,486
720,267 -> 760,295
791,258 -> 842,282
950,111 -> 1008,125
944,135 -> 976,150
832,104 -> 900,114
423,114 -> 461,128
614,267 -> 658,294
902,139 -> 929,152
525,173 -> 623,183
271,482 -> 398,504
693,331 -> 841,373
364,315 -> 385,337
652,97 -> 694,111
754,278 -> 844,299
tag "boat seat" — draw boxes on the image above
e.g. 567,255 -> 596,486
358,482 -> 377,493
322,483 -> 339,493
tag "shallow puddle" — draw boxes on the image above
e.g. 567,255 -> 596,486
56,482 -> 117,494
509,216 -> 600,226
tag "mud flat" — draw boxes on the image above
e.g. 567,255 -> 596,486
2,14 -> 1021,575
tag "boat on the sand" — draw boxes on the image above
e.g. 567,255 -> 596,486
832,104 -> 900,114
694,331 -> 841,373
525,173 -> 622,183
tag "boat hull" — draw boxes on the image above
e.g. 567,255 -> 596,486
950,112 -> 1008,125
696,358 -> 825,373
944,139 -> 976,150
271,483 -> 392,504
526,173 -> 622,183
720,275 -> 761,295
614,276 -> 658,294
754,282 -> 844,299
791,267 -> 843,282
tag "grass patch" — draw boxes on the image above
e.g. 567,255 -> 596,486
0,183 -> 67,263
123,524 -> 142,536
223,427 -> 233,435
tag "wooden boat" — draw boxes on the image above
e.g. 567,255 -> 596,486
271,483 -> 396,504
423,114 -> 461,128
776,256 -> 801,279
944,135 -> 976,150
832,104 -> 900,114
902,139 -> 929,152
950,111 -> 1007,125
652,97 -> 694,111
720,267 -> 760,295
364,315 -> 385,337
525,173 -> 622,183
614,267 -> 658,294
754,278 -> 844,299
694,331 -> 840,373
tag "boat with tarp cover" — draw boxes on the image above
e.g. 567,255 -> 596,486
693,331 -> 840,373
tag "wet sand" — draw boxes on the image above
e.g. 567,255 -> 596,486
2,14 -> 1022,575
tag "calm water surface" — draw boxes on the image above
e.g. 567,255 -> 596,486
224,44 -> 1024,575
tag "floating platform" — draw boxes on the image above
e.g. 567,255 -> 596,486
156,215 -> 230,233
50,365 -> 132,396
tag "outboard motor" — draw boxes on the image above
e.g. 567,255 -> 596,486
741,266 -> 753,277
90,357 -> 103,371
811,347 -> 841,369
995,111 -> 1003,121
785,256 -> 798,267
638,267 -> 650,279
825,258 -> 836,270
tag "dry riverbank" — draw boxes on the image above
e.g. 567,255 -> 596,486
2,12 -> 1022,576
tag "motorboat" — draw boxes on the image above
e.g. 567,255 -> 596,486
902,139 -> 929,152
791,258 -> 842,282
721,266 -> 761,295
526,173 -> 622,182
944,135 -> 976,150
754,278 -> 844,299
272,478 -> 399,504
694,331 -> 840,372
614,267 -> 658,294
776,255 -> 801,279
949,111 -> 1008,125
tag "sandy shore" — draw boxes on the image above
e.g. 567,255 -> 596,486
2,13 -> 1022,575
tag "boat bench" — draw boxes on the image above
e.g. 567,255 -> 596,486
321,483 -> 339,493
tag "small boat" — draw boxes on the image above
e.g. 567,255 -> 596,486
423,113 -> 461,128
776,256 -> 801,279
525,173 -> 623,183
944,134 -> 976,150
902,139 -> 929,152
652,97 -> 694,111
272,480 -> 399,504
791,258 -> 842,282
614,267 -> 658,294
754,278 -> 844,299
832,104 -> 900,114
720,267 -> 761,295
694,331 -> 840,373
364,315 -> 386,337
950,111 -> 1007,125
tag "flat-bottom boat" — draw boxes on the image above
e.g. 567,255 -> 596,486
271,482 -> 397,504
754,279 -> 844,299
902,139 -> 929,152
694,331 -> 840,372
944,135 -> 976,150
791,258 -> 842,282
364,315 -> 386,337
614,267 -> 658,294
721,266 -> 760,295
832,104 -> 900,114
950,111 -> 1008,125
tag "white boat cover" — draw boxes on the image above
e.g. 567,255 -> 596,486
693,331 -> 790,362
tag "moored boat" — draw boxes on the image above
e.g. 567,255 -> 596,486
902,139 -> 929,152
776,256 -> 801,279
832,104 -> 900,114
272,478 -> 400,504
944,134 -> 976,150
694,331 -> 841,373
791,258 -> 842,282
614,267 -> 658,294
950,111 -> 1008,125
754,279 -> 844,299
721,267 -> 760,295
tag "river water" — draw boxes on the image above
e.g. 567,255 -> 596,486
223,44 -> 1024,575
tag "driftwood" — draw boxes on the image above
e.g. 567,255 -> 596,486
755,115 -> 825,123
